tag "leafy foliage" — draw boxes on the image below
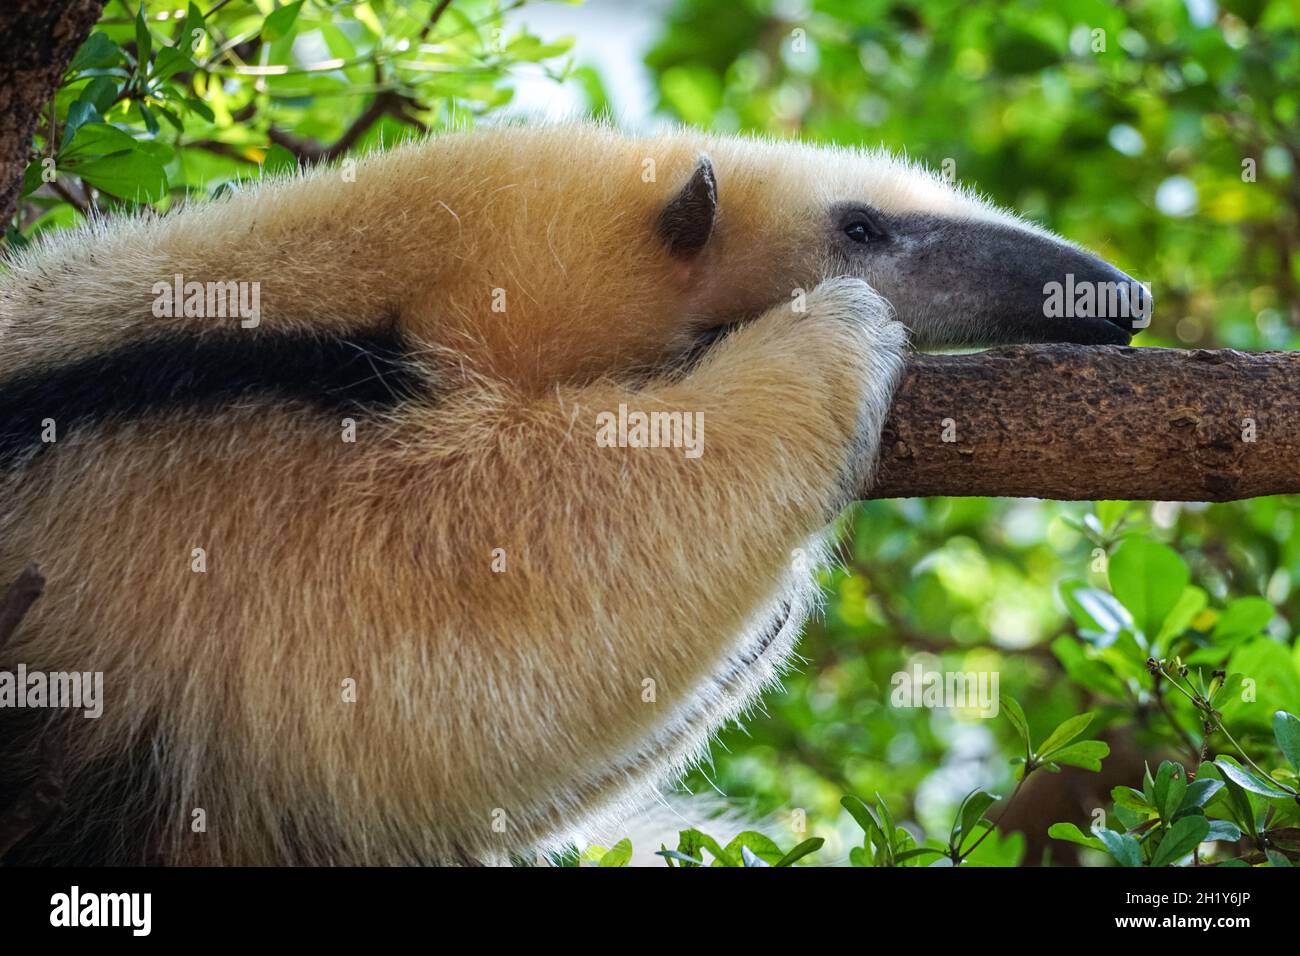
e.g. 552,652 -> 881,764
10,0 -> 577,245
648,0 -> 1300,351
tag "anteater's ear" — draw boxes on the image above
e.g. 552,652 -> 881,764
657,156 -> 717,258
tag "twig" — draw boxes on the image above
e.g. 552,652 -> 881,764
418,0 -> 457,42
47,177 -> 91,217
1155,662 -> 1298,796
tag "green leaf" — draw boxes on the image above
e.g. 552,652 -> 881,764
1096,828 -> 1143,867
951,788 -> 999,851
1154,586 -> 1208,650
76,76 -> 120,116
848,845 -> 870,867
1212,597 -> 1275,641
1000,695 -> 1031,753
1037,713 -> 1094,760
138,102 -> 160,136
894,846 -> 945,864
1109,538 -> 1190,640
263,0 -> 305,43
723,831 -> 783,867
181,2 -> 206,54
1204,819 -> 1243,843
1150,814 -> 1210,867
1200,764 -> 1258,838
61,101 -> 100,150
135,140 -> 174,165
506,34 -> 576,62
1214,757 -> 1293,799
21,160 -> 44,200
774,838 -> 824,867
1048,822 -> 1106,852
676,829 -> 737,868
1275,711 -> 1300,770
154,106 -> 184,134
1114,803 -> 1148,831
740,846 -> 770,867
598,837 -> 632,867
151,47 -> 195,83
182,96 -> 215,123
1153,761 -> 1188,823
72,149 -> 167,203
1223,638 -> 1300,724
1048,739 -> 1110,772
1210,672 -> 1245,710
841,795 -> 884,840
1179,778 -> 1224,811
69,33 -> 123,73
134,4 -> 153,68
1112,786 -> 1153,812
60,122 -> 137,162
961,826 -> 1025,867
873,793 -> 895,834
261,143 -> 298,176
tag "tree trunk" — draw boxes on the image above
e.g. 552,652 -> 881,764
868,345 -> 1300,502
0,0 -> 107,226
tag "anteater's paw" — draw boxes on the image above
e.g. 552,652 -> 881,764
803,276 -> 906,350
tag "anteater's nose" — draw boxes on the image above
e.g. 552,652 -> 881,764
1090,260 -> 1151,336
1131,279 -> 1153,329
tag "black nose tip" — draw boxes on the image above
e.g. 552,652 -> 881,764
1132,281 -> 1153,326
1103,264 -> 1151,336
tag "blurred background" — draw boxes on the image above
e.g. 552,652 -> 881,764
14,0 -> 1300,865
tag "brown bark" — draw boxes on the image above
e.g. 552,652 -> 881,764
869,345 -> 1300,502
0,0 -> 107,226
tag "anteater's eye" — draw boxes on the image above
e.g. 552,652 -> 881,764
844,220 -> 875,244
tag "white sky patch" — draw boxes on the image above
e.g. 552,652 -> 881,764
502,0 -> 671,129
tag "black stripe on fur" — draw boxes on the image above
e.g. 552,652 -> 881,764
0,326 -> 423,467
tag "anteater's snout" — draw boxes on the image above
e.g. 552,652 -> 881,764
1088,259 -> 1151,338
1038,247 -> 1151,345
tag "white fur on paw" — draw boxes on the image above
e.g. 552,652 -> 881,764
805,276 -> 907,352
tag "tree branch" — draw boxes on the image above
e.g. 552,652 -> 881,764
0,0 -> 107,226
867,345 -> 1300,502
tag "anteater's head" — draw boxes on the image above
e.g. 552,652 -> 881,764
663,136 -> 1148,349
414,127 -> 1146,387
